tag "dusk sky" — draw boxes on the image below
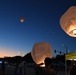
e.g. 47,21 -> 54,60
0,0 -> 76,57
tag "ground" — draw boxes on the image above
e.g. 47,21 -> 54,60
0,64 -> 66,75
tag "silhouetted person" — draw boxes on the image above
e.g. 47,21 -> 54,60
68,60 -> 76,75
15,57 -> 26,75
35,57 -> 56,75
43,57 -> 56,75
1,61 -> 5,75
70,65 -> 76,75
14,63 -> 20,75
35,63 -> 44,75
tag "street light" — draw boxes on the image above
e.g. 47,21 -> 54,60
62,44 -> 69,54
55,44 -> 69,75
62,44 -> 69,75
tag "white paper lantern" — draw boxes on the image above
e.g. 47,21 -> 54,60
60,6 -> 76,37
31,42 -> 52,64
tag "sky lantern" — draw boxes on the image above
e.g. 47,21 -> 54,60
60,6 -> 76,37
20,17 -> 24,22
31,42 -> 52,66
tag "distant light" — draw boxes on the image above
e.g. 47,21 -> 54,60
20,17 -> 24,23
0,61 -> 2,63
74,59 -> 76,61
69,59 -> 76,61
62,44 -> 64,46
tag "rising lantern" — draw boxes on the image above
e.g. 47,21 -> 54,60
20,17 -> 24,22
31,42 -> 52,65
60,6 -> 76,37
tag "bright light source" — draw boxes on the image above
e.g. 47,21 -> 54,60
69,59 -> 76,61
40,63 -> 45,67
74,59 -> 76,61
73,29 -> 76,35
69,59 -> 73,60
0,61 -> 2,63
20,19 -> 24,22
20,17 -> 24,23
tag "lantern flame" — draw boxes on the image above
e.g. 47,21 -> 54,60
40,63 -> 45,67
20,17 -> 24,22
73,29 -> 76,35
20,19 -> 24,22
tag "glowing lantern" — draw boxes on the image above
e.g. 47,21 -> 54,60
20,17 -> 24,22
60,6 -> 76,37
31,42 -> 52,65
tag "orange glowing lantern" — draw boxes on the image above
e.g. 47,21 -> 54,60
31,42 -> 52,65
60,6 -> 76,37
20,17 -> 24,22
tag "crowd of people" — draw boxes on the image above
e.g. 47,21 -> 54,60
14,57 -> 56,75
0,57 -> 76,75
35,57 -> 56,75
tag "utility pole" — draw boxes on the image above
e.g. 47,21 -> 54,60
54,46 -> 68,75
66,46 -> 68,54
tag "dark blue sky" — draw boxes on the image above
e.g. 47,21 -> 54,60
0,0 -> 76,57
